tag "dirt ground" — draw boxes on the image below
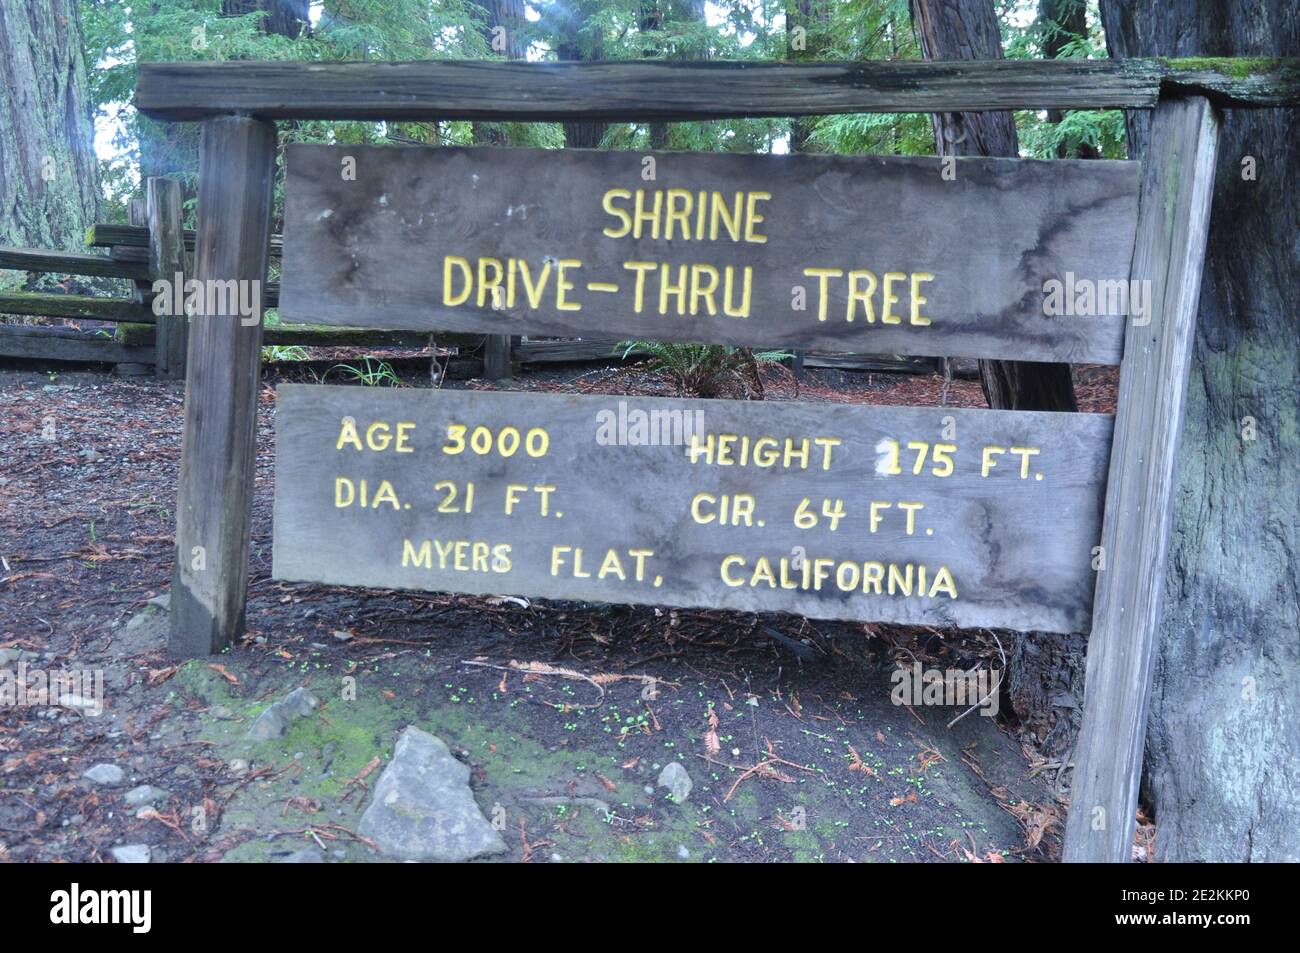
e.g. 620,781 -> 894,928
0,357 -> 1122,863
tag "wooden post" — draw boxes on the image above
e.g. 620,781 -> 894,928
146,177 -> 188,379
123,198 -> 152,306
169,116 -> 277,657
483,333 -> 512,380
1063,97 -> 1219,862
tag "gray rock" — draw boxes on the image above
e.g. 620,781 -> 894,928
677,844 -> 691,860
228,759 -> 249,776
124,785 -> 167,809
245,687 -> 318,741
657,762 -> 693,804
209,705 -> 236,720
109,844 -> 151,864
147,592 -> 171,611
358,726 -> 507,862
83,763 -> 125,786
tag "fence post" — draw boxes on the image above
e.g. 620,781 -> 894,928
147,177 -> 188,379
1063,97 -> 1219,862
169,116 -> 277,657
484,333 -> 513,380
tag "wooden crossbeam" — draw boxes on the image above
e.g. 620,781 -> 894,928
0,292 -> 155,323
86,222 -> 284,257
0,246 -> 151,281
135,58 -> 1300,122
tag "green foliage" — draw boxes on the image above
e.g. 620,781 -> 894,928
622,340 -> 791,397
805,0 -> 933,156
261,344 -> 309,363
327,357 -> 403,387
81,0 -> 1130,223
1001,0 -> 1126,159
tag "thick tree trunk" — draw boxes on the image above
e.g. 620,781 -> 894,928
910,0 -> 1084,760
1100,0 -> 1299,863
910,0 -> 1079,415
0,0 -> 99,269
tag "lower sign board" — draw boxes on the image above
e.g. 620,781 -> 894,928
272,385 -> 1113,634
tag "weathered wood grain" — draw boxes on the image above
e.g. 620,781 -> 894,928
86,222 -> 284,256
273,385 -> 1113,634
1063,98 -> 1220,863
281,144 -> 1138,364
483,333 -> 514,380
0,323 -> 154,364
0,246 -> 150,281
134,58 -> 1300,122
170,117 -> 278,658
147,177 -> 188,380
0,292 -> 154,323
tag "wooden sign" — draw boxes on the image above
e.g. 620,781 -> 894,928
273,385 -> 1113,634
280,145 -> 1139,364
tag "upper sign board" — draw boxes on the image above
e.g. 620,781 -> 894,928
280,146 -> 1139,364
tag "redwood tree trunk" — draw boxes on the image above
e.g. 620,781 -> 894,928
909,0 -> 1079,415
1100,0 -> 1299,863
0,0 -> 100,267
909,0 -> 1085,761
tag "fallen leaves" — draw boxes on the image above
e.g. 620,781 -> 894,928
1000,798 -> 1060,852
206,663 -> 238,685
722,739 -> 809,802
703,708 -> 721,757
847,745 -> 877,778
146,665 -> 179,686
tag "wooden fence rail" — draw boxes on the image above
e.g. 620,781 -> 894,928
136,58 -> 1300,121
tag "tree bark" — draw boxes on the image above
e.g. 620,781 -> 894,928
0,0 -> 100,268
1100,0 -> 1299,863
910,0 -> 1084,760
910,0 -> 1079,415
